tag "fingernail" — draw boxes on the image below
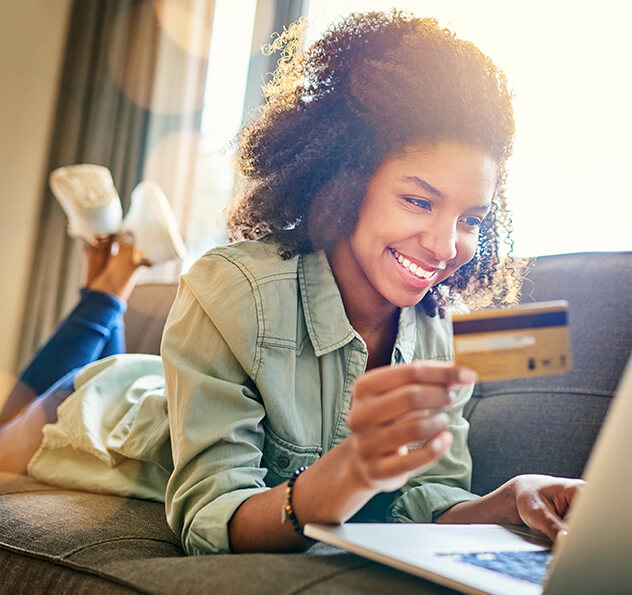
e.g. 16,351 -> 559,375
431,432 -> 451,452
431,436 -> 445,452
457,368 -> 477,384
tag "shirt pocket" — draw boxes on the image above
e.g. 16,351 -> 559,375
262,423 -> 322,486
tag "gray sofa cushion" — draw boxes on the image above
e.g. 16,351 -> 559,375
0,472 -> 181,592
0,473 -> 449,594
465,252 -> 632,495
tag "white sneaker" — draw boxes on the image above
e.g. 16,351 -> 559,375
121,180 -> 187,265
49,164 -> 123,243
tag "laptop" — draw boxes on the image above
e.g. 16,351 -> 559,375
304,354 -> 632,595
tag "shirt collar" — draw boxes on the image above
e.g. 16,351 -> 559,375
392,306 -> 418,365
298,250 -> 356,356
298,250 -> 420,362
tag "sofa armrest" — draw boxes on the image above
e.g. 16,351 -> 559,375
124,283 -> 178,355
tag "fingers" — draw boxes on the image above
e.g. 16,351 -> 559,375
353,412 -> 450,458
551,480 -> 584,519
345,361 -> 474,493
524,497 -> 568,542
348,384 -> 453,430
349,361 -> 471,436
371,431 -> 454,478
347,407 -> 451,493
353,431 -> 454,488
515,476 -> 586,543
354,361 -> 477,399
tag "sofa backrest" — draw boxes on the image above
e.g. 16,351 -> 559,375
465,251 -> 632,495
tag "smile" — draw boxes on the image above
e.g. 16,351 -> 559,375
389,249 -> 437,280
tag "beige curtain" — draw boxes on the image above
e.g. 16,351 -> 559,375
17,0 -> 215,369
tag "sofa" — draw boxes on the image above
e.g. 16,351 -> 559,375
1,251 -> 630,594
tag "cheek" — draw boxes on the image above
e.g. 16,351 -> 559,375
456,233 -> 479,266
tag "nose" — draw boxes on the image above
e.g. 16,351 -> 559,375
418,219 -> 458,265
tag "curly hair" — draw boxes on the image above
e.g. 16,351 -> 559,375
228,10 -> 521,316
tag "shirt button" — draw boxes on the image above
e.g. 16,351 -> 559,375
276,455 -> 290,469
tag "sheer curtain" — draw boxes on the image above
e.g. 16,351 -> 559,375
242,0 -> 309,120
17,0 -> 215,369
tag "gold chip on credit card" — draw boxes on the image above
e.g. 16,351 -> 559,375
452,300 -> 571,382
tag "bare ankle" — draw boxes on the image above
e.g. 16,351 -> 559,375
88,269 -> 137,302
87,239 -> 143,301
82,237 -> 114,287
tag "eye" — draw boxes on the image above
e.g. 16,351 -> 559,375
459,216 -> 483,228
403,197 -> 432,211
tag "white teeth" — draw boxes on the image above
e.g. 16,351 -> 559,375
391,249 -> 433,279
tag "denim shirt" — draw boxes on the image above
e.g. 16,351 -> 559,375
161,241 -> 478,555
28,240 -> 478,556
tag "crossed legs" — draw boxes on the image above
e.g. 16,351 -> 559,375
0,239 -> 142,473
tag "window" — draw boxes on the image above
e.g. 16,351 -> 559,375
190,0 -> 632,260
307,0 -> 632,256
184,0 -> 258,270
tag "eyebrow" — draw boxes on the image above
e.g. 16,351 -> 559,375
469,204 -> 492,213
401,176 -> 491,212
401,176 -> 444,198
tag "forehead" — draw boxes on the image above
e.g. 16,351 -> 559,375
379,141 -> 498,201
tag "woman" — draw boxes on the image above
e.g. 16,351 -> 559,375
4,11 -> 581,556
160,12 -> 580,555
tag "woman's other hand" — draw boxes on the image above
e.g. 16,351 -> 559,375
437,473 -> 585,543
345,361 -> 477,493
512,474 -> 584,542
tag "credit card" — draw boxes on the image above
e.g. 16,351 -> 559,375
452,300 -> 571,382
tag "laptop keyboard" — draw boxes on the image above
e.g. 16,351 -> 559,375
438,550 -> 552,585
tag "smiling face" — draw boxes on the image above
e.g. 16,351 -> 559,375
331,141 -> 498,318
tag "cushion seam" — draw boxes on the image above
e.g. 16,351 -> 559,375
62,535 -> 182,558
0,488 -> 61,496
0,540 -> 152,594
472,388 -> 613,399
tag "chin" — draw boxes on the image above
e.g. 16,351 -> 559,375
388,290 -> 430,309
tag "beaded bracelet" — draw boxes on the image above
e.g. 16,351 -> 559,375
281,466 -> 308,534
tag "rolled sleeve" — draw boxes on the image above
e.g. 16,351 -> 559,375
161,259 -> 269,555
388,384 -> 479,523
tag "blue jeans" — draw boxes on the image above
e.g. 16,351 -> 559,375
0,288 -> 127,472
0,288 -> 127,425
